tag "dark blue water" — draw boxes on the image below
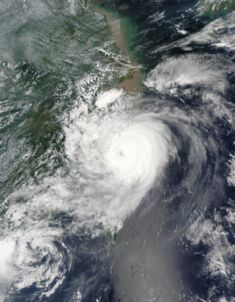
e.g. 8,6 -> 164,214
0,1 -> 235,302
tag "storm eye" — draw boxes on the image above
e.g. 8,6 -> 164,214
119,149 -> 124,157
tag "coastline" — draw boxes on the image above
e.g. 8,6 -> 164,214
88,1 -> 142,93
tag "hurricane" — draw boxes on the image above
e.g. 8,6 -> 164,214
0,0 -> 235,302
64,97 -> 178,230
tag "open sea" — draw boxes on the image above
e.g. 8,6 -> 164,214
0,0 -> 235,301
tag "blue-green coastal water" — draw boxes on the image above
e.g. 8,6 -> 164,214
0,1 -> 235,302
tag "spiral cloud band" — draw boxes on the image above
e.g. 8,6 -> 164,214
64,97 -> 178,230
